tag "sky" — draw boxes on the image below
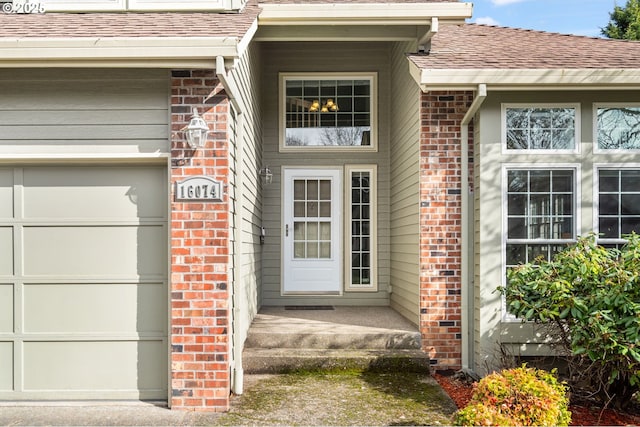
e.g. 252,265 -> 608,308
468,0 -> 620,38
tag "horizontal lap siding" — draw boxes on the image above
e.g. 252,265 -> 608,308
260,41 -> 391,306
390,41 -> 420,325
0,69 -> 170,155
229,42 -> 263,351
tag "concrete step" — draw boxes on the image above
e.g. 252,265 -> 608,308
243,348 -> 432,374
244,330 -> 421,350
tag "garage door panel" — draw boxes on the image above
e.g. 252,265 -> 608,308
23,341 -> 167,394
23,226 -> 166,277
0,228 -> 13,275
0,169 -> 12,218
0,342 -> 13,391
23,283 -> 165,334
0,284 -> 13,333
23,166 -> 166,220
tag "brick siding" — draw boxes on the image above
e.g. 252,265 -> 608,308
170,69 -> 231,411
419,91 -> 473,371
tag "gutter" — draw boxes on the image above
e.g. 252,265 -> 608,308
215,55 -> 246,396
0,37 -> 240,68
460,84 -> 487,370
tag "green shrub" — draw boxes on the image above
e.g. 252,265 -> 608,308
453,366 -> 571,427
500,233 -> 640,408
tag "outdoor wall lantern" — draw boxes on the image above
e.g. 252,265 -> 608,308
184,107 -> 210,149
259,166 -> 273,185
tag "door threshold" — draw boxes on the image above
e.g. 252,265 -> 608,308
285,305 -> 335,310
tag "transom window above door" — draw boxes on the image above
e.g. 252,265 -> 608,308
280,73 -> 377,152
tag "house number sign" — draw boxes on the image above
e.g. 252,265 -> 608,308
175,176 -> 222,202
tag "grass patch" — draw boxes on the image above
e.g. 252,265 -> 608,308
216,369 -> 456,426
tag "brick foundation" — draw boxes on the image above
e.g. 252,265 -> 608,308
419,91 -> 473,371
170,69 -> 231,411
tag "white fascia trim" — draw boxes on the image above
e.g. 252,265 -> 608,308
415,67 -> 640,91
0,37 -> 240,67
258,2 -> 472,26
237,18 -> 258,57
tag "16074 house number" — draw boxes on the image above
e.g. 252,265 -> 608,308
175,176 -> 222,202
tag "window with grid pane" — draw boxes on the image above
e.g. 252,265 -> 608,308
506,169 -> 575,267
598,169 -> 640,244
505,106 -> 576,150
597,107 -> 640,150
282,74 -> 375,149
346,165 -> 377,291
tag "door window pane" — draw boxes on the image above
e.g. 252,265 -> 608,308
292,178 -> 333,259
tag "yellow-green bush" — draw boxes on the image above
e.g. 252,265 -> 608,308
453,366 -> 571,427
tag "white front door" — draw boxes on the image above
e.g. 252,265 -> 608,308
283,168 -> 342,294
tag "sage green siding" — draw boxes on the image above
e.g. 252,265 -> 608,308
474,90 -> 640,373
0,69 -> 170,156
389,41 -> 421,325
228,43 -> 263,354
259,41 -> 392,306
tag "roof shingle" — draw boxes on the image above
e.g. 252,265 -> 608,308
410,23 -> 640,70
0,1 -> 260,38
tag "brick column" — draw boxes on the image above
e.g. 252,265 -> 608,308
170,69 -> 231,411
419,91 -> 473,371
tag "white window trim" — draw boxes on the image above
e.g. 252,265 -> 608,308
593,103 -> 640,154
501,103 -> 581,155
279,72 -> 378,153
501,163 -> 581,321
345,164 -> 378,292
593,163 -> 640,244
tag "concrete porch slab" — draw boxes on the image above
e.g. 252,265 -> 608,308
243,306 -> 428,373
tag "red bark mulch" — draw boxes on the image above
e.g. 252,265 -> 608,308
434,373 -> 640,426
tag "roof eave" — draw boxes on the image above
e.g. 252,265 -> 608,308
410,64 -> 640,91
0,36 -> 242,68
258,2 -> 472,26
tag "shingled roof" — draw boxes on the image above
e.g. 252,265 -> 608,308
409,23 -> 640,89
0,2 -> 260,38
410,23 -> 640,70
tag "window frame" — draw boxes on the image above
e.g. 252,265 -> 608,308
345,164 -> 378,292
593,163 -> 640,245
502,164 -> 580,321
501,103 -> 581,155
279,73 -> 378,153
593,103 -> 640,153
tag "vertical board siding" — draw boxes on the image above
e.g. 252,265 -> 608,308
389,41 -> 420,325
0,69 -> 170,155
260,41 -> 391,306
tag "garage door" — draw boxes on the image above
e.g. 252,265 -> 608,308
0,165 -> 167,400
